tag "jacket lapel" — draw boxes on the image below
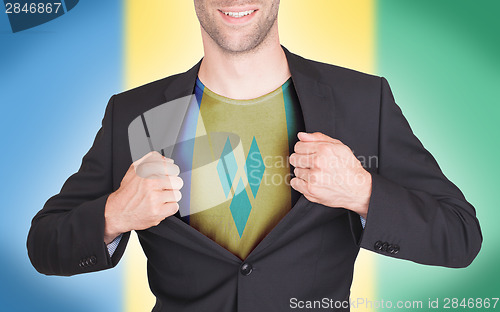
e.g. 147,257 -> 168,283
155,46 -> 338,262
163,59 -> 202,102
282,46 -> 336,137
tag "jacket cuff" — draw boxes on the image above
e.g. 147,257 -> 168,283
69,193 -> 114,274
357,173 -> 404,257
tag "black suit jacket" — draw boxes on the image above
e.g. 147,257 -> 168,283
27,46 -> 482,311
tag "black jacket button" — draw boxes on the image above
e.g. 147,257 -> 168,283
381,242 -> 388,252
393,245 -> 400,254
240,263 -> 253,276
79,259 -> 87,267
89,256 -> 97,265
374,241 -> 383,250
387,244 -> 395,254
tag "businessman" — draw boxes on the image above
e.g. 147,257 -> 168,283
27,1 -> 482,311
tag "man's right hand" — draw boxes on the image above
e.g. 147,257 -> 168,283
103,151 -> 183,244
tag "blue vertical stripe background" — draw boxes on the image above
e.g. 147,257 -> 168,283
0,1 -> 123,311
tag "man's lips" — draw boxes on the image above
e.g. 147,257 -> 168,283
218,8 -> 258,24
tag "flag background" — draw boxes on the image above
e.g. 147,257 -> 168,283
0,1 -> 498,311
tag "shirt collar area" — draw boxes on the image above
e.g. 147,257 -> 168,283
195,76 -> 292,106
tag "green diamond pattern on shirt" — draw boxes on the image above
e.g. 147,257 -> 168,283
229,178 -> 253,237
218,136 -> 265,237
217,137 -> 238,198
244,136 -> 265,198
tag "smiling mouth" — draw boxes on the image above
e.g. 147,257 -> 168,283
219,9 -> 257,18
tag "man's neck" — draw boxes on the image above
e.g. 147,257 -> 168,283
198,33 -> 291,100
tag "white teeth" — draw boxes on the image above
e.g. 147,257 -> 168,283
222,10 -> 255,18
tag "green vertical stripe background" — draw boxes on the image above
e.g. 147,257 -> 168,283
376,0 -> 500,309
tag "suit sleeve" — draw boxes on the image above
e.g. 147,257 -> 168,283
354,77 -> 482,268
27,95 -> 130,276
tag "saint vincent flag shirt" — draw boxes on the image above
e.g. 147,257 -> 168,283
177,77 -> 305,260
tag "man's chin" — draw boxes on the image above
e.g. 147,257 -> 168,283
216,38 -> 264,55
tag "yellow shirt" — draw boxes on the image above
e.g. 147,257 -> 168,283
186,77 -> 304,260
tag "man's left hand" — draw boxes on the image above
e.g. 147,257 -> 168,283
289,132 -> 372,219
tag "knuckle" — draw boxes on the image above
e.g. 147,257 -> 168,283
156,178 -> 169,189
295,156 -> 305,167
322,144 -> 335,157
164,163 -> 176,175
170,164 -> 180,176
164,190 -> 174,202
309,171 -> 319,184
166,202 -> 179,215
135,164 -> 150,177
161,177 -> 170,189
162,176 -> 173,189
318,144 -> 329,154
294,142 -> 302,153
173,190 -> 182,202
138,162 -> 151,171
312,156 -> 321,168
173,176 -> 184,189
340,145 -> 352,155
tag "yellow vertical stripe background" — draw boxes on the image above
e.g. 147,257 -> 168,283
125,1 -> 375,311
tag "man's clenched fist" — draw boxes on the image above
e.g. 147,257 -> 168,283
289,132 -> 372,219
103,151 -> 183,244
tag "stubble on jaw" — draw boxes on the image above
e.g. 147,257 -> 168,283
194,0 -> 280,56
